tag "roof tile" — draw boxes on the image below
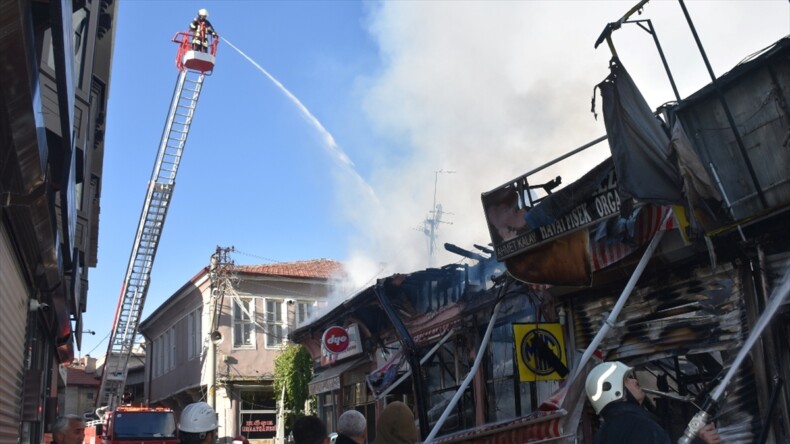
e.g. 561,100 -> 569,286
235,259 -> 343,279
66,367 -> 101,387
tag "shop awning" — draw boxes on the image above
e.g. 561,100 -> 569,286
308,358 -> 368,395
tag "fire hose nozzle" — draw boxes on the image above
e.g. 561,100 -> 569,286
677,410 -> 710,444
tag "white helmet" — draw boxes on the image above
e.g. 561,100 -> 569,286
585,361 -> 632,415
179,402 -> 218,434
198,9 -> 209,18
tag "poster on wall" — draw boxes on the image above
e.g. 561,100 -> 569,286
512,323 -> 568,382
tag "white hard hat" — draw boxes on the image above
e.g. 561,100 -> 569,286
179,402 -> 218,434
198,8 -> 209,17
584,361 -> 632,415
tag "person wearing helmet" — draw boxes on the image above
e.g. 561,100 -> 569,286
189,9 -> 218,52
585,361 -> 721,444
179,402 -> 219,444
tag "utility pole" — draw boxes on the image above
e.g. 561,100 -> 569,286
423,169 -> 455,265
207,246 -> 235,409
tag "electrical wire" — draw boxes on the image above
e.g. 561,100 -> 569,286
233,249 -> 284,264
84,331 -> 111,356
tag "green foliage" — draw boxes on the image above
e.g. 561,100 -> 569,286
273,343 -> 314,415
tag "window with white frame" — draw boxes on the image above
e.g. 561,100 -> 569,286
169,327 -> 176,370
157,328 -> 176,374
188,307 -> 202,360
188,311 -> 195,359
265,299 -> 284,348
163,330 -> 171,372
152,339 -> 158,377
297,301 -> 314,326
156,335 -> 164,376
196,306 -> 202,355
233,297 -> 256,348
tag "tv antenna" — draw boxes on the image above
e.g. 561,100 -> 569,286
422,169 -> 455,264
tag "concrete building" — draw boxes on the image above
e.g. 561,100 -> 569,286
139,258 -> 343,444
63,357 -> 100,421
0,1 -> 118,442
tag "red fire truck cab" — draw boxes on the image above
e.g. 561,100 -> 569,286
87,406 -> 178,444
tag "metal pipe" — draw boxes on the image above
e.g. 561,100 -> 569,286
522,135 -> 608,178
374,280 -> 430,439
374,328 -> 456,400
642,388 -> 693,403
594,2 -> 680,101
678,264 -> 790,443
756,377 -> 783,444
573,210 -> 672,379
424,300 -> 503,443
708,162 -> 746,241
594,0 -> 651,49
641,19 -> 680,102
678,0 -> 768,209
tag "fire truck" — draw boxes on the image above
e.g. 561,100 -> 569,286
85,21 -> 219,444
85,406 -> 178,444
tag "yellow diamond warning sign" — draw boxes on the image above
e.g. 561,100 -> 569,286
512,323 -> 568,382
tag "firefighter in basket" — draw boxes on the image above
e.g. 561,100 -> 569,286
189,9 -> 218,52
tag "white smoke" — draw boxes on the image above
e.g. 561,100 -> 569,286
334,1 -> 789,292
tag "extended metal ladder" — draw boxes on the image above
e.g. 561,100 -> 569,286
97,69 -> 206,409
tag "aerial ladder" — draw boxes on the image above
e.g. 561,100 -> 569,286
96,29 -> 219,412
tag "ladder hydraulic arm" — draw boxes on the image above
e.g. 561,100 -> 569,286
97,33 -> 218,409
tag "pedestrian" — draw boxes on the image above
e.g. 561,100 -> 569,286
373,401 -> 419,444
292,415 -> 330,444
51,415 -> 85,444
178,402 -> 219,444
335,410 -> 367,444
585,361 -> 721,444
189,9 -> 218,52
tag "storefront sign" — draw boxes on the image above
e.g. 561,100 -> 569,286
482,159 -> 628,261
512,323 -> 567,382
239,412 -> 276,439
321,324 -> 362,366
322,326 -> 350,353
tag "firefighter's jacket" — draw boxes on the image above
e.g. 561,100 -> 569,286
189,17 -> 217,49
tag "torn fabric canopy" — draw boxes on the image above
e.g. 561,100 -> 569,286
598,59 -> 683,205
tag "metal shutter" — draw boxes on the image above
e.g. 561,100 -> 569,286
571,264 -> 759,443
0,224 -> 28,442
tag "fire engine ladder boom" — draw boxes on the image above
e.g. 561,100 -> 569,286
97,69 -> 206,409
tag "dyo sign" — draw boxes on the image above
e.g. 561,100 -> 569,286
322,326 -> 350,354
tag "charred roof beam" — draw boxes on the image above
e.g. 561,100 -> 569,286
374,278 -> 430,440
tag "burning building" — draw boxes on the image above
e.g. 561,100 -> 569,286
292,33 -> 790,444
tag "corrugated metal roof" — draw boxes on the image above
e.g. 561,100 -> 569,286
236,259 -> 343,279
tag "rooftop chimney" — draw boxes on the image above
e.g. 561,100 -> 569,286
84,355 -> 97,373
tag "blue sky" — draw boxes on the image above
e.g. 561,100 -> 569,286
81,0 -> 789,357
